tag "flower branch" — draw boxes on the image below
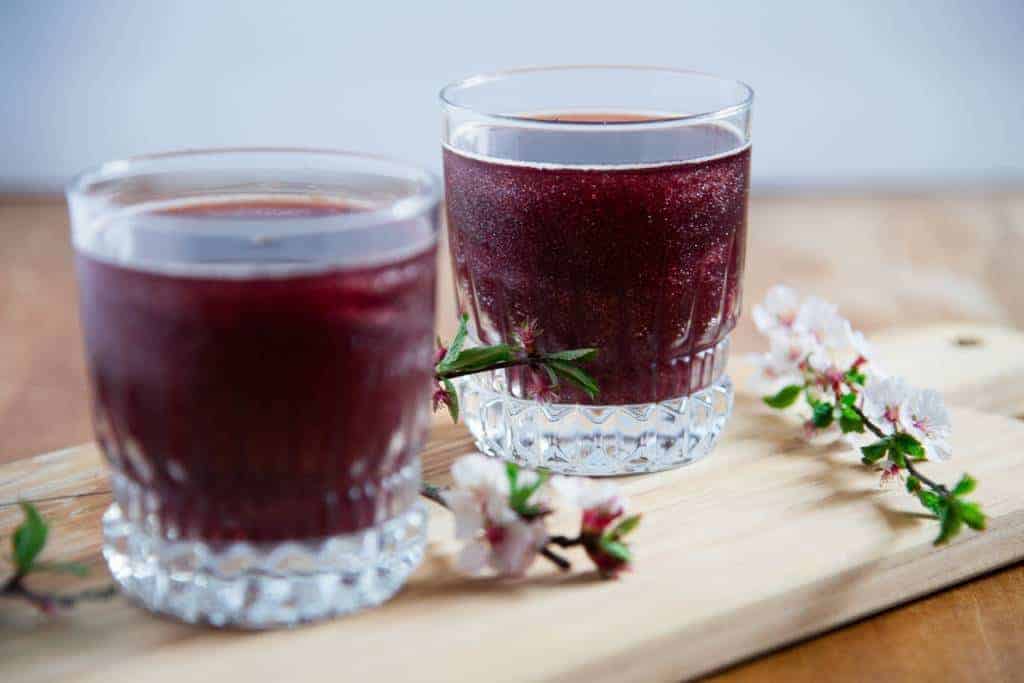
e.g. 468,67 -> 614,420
1,502 -> 116,614
432,314 -> 600,422
751,286 -> 986,545
419,455 -> 640,579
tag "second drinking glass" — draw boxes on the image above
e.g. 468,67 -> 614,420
69,149 -> 440,627
441,66 -> 753,476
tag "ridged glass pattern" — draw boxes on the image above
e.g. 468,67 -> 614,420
102,471 -> 427,629
458,365 -> 733,477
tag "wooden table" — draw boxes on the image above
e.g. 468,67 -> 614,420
2,193 -> 1023,681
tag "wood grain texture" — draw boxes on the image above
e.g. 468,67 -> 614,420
3,325 -> 1024,682
3,194 -> 1024,681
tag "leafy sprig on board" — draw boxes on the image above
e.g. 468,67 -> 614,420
432,314 -> 600,421
2,502 -> 115,614
753,286 -> 986,545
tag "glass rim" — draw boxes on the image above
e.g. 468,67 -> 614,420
67,146 -> 442,229
439,65 -> 754,127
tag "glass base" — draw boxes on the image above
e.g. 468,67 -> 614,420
458,373 -> 733,476
102,477 -> 427,629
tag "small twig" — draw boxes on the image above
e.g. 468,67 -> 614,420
548,534 -> 582,548
540,547 -> 572,571
1,573 -> 117,613
850,403 -> 950,495
420,482 -> 449,509
902,458 -> 950,496
850,404 -> 887,439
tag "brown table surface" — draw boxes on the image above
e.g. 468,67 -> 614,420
2,192 -> 1023,681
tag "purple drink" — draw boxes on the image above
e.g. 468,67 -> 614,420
77,201 -> 436,542
445,118 -> 750,404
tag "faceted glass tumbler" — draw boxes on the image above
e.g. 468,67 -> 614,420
68,149 -> 440,627
441,67 -> 753,475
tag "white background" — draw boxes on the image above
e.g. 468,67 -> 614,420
2,0 -> 1021,192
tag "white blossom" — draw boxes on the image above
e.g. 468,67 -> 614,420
551,477 -> 624,516
879,458 -> 904,487
752,285 -> 801,336
904,388 -> 953,462
793,297 -> 854,350
861,376 -> 912,431
849,329 -> 874,362
444,454 -> 547,577
748,332 -> 815,394
551,477 -> 627,535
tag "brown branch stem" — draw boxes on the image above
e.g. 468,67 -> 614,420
419,482 -> 449,509
848,402 -> 950,495
1,573 -> 117,613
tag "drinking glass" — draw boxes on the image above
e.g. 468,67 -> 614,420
68,149 -> 440,627
441,67 -> 753,476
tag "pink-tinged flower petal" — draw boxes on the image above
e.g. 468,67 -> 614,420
443,489 -> 485,540
432,386 -> 451,412
489,519 -> 547,576
879,461 -> 903,487
904,388 -> 953,462
748,332 -> 817,395
862,376 -> 911,431
434,343 -> 448,365
514,318 -> 540,352
794,297 -> 853,350
802,420 -> 843,445
455,539 -> 491,575
752,285 -> 801,336
450,454 -> 509,496
525,369 -> 559,403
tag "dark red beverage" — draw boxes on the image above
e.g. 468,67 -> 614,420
76,201 -> 436,543
444,118 -> 750,405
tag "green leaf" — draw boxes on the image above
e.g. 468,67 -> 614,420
598,537 -> 632,562
917,490 -> 944,517
956,501 -> 986,531
609,514 -> 642,540
844,369 -> 867,386
505,461 -> 519,493
442,345 -> 517,375
545,359 -> 600,399
442,378 -> 459,423
509,469 -> 549,516
542,348 -> 598,363
860,439 -> 890,465
839,406 -> 864,434
905,475 -> 921,493
935,506 -> 963,545
438,314 -> 469,370
763,384 -> 803,409
892,433 -> 926,459
889,449 -> 907,468
34,560 -> 89,577
839,393 -> 858,408
952,474 -> 977,497
542,363 -> 560,388
811,401 -> 834,428
12,502 -> 48,573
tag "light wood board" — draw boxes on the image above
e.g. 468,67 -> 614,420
2,323 -> 1024,682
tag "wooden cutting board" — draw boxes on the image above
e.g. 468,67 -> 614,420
3,323 -> 1024,683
